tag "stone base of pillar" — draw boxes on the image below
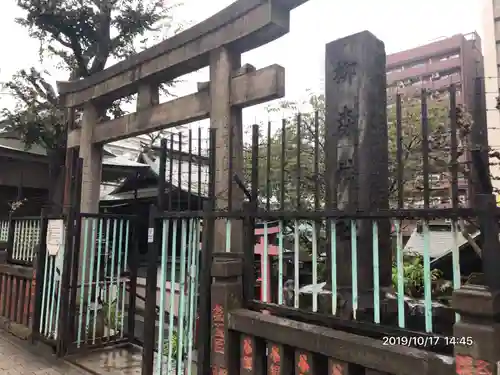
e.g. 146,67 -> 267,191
210,253 -> 244,374
312,287 -> 398,321
453,285 -> 500,374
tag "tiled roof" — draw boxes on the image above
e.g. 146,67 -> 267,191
100,152 -> 209,201
0,137 -> 148,168
403,224 -> 479,260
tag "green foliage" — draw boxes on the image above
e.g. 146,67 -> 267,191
316,254 -> 447,300
247,92 -> 468,209
2,68 -> 64,150
102,299 -> 122,331
391,254 -> 443,298
245,92 -> 469,259
2,0 -> 181,150
163,331 -> 179,361
15,0 -> 180,76
316,260 -> 327,283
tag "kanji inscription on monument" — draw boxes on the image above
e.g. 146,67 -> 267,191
325,30 -> 391,292
337,105 -> 357,137
332,61 -> 357,84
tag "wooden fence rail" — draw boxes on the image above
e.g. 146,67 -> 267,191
0,263 -> 34,338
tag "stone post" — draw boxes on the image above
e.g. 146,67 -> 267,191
324,31 -> 391,316
79,102 -> 103,215
76,102 -> 103,311
211,253 -> 243,374
209,47 -> 244,253
453,194 -> 500,375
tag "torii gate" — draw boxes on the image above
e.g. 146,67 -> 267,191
57,0 -> 309,254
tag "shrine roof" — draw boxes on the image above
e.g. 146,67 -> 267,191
0,136 -> 147,168
404,224 -> 479,261
101,151 -> 209,201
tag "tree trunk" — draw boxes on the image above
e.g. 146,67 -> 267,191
47,148 -> 67,215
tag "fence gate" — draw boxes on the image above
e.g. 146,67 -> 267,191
68,213 -> 139,354
141,134 -> 215,375
33,212 -> 140,355
31,155 -> 140,358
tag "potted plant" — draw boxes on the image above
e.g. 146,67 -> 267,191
162,331 -> 179,373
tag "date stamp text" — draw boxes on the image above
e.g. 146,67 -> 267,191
382,336 -> 473,348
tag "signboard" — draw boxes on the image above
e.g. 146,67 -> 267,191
148,227 -> 154,243
46,219 -> 65,256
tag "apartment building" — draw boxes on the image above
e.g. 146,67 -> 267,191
386,34 -> 484,204
482,0 -> 500,191
386,33 -> 483,110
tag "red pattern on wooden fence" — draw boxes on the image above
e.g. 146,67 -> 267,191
0,270 -> 34,328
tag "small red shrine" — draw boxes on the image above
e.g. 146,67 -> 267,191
254,222 -> 281,302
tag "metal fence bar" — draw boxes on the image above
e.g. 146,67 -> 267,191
222,81 -> 489,349
4,218 -> 41,265
0,220 -> 9,243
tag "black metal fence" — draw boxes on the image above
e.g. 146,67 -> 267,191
233,86 -> 496,356
134,82 -> 498,371
132,84 -> 497,363
1,84 -> 494,370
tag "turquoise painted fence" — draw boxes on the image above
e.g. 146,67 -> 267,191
74,216 -> 132,348
154,218 -> 201,375
38,237 -> 65,341
256,218 -> 465,334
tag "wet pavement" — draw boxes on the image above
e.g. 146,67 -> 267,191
68,345 -> 198,375
0,331 -> 197,375
69,346 -> 143,375
0,333 -> 88,375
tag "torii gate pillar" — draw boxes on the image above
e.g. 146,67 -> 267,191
210,47 -> 244,253
79,103 -> 103,214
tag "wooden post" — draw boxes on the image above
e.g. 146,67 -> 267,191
240,335 -> 266,374
267,342 -> 293,375
324,31 -> 391,315
328,359 -> 369,375
295,349 -> 327,374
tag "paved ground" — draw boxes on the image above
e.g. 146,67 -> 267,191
69,345 -> 197,375
69,346 -> 142,375
0,333 -> 88,375
0,332 -> 197,375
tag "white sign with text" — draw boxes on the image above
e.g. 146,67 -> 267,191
46,219 -> 65,256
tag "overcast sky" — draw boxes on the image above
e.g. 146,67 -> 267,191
0,0 -> 483,122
